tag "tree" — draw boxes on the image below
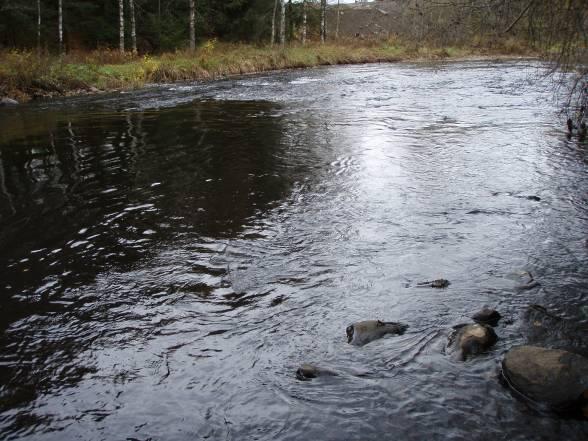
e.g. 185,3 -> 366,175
118,0 -> 124,53
129,0 -> 137,54
271,0 -> 278,46
37,0 -> 41,56
58,0 -> 63,54
320,0 -> 326,43
301,0 -> 307,45
189,0 -> 195,51
279,0 -> 285,46
336,0 -> 340,39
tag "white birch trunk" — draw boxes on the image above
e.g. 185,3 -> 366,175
37,0 -> 41,56
271,0 -> 278,46
129,0 -> 137,54
336,0 -> 340,39
302,0 -> 307,45
58,0 -> 63,55
320,0 -> 326,43
119,0 -> 125,53
279,0 -> 285,47
189,0 -> 195,51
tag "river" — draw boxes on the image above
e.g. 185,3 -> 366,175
1,60 -> 587,440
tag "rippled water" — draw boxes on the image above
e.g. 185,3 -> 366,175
1,61 -> 587,440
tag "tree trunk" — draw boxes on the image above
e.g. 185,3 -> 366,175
271,0 -> 278,46
58,0 -> 63,55
320,0 -> 326,43
129,0 -> 137,54
302,0 -> 307,45
37,0 -> 41,57
336,0 -> 340,39
119,0 -> 125,53
158,0 -> 162,49
189,0 -> 195,51
279,0 -> 285,47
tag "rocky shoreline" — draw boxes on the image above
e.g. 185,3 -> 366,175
297,277 -> 588,420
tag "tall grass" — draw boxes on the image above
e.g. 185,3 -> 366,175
0,39 -> 535,101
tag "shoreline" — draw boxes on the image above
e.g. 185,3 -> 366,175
0,43 -> 539,104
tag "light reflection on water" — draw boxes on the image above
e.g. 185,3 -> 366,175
0,61 -> 587,440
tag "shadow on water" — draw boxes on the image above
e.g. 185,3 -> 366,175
0,99 -> 297,423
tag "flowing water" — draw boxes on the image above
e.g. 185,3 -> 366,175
1,60 -> 587,440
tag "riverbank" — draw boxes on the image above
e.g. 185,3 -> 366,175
0,40 -> 536,103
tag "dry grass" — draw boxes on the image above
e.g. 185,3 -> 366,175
0,39 -> 536,101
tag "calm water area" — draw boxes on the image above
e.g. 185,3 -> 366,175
0,60 -> 587,440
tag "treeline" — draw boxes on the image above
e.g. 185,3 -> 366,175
0,0 -> 330,53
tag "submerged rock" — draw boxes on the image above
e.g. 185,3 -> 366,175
515,271 -> 540,291
472,308 -> 501,326
523,305 -> 588,357
448,323 -> 497,360
296,363 -> 338,381
502,345 -> 588,416
0,97 -> 18,106
416,279 -> 450,288
346,320 -> 408,346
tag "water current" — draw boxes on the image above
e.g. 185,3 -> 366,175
1,60 -> 587,440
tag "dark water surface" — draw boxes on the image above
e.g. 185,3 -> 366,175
1,61 -> 587,440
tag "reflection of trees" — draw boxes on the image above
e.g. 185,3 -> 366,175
0,100 -> 288,290
0,99 -> 291,424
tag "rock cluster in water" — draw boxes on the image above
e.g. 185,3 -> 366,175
295,273 -> 587,420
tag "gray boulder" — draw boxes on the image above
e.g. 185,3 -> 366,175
502,345 -> 588,415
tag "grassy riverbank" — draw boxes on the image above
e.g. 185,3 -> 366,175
0,39 -> 536,102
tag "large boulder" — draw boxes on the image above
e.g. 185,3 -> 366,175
502,345 -> 588,415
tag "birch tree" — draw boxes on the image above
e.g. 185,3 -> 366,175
58,0 -> 63,55
37,0 -> 41,56
302,0 -> 307,45
336,0 -> 340,40
320,0 -> 326,43
129,0 -> 137,54
279,0 -> 285,47
271,0 -> 278,46
119,0 -> 125,53
189,0 -> 195,51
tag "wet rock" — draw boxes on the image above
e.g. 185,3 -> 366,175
416,279 -> 450,288
296,363 -> 338,381
448,323 -> 497,360
0,97 -> 18,106
346,320 -> 408,346
502,345 -> 588,416
472,308 -> 501,326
